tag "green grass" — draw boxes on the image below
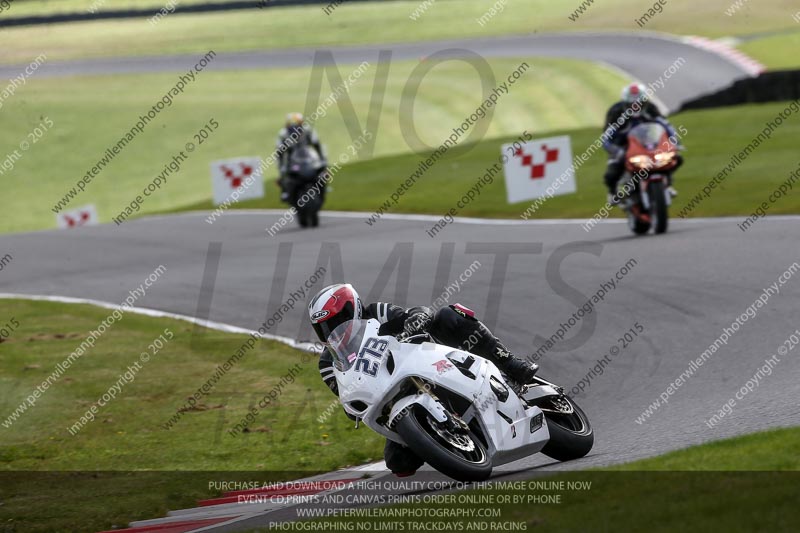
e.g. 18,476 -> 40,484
303,427 -> 800,533
0,299 -> 383,471
0,57 -> 629,233
1,471 -> 316,533
1,0 -> 798,63
4,0 -> 245,17
178,102 -> 800,221
5,90 -> 798,234
609,426 -> 800,470
739,30 -> 800,70
0,298 -> 383,531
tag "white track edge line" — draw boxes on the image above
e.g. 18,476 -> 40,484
137,210 -> 800,226
0,293 -> 321,353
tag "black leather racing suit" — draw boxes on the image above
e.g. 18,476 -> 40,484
275,124 -> 325,201
318,302 -> 518,474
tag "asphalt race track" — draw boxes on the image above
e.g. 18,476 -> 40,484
1,211 -> 799,530
0,32 -> 754,111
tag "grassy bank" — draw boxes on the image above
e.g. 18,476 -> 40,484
6,96 -> 799,234
0,298 -> 383,530
179,102 -> 800,222
738,30 -> 800,70
0,299 -> 384,472
0,57 -> 628,233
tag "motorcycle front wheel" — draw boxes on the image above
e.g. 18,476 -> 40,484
395,404 -> 492,481
295,190 -> 322,228
627,200 -> 651,235
648,180 -> 669,234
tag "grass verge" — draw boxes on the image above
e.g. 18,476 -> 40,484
302,427 -> 800,533
0,297 -> 383,531
738,30 -> 800,70
2,0 -> 244,18
0,299 -> 382,471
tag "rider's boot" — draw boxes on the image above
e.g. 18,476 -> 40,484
495,344 -> 539,386
667,174 -> 678,197
278,176 -> 291,203
384,440 -> 424,477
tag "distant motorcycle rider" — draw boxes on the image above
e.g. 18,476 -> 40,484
308,283 -> 538,476
275,112 -> 326,203
602,83 -> 682,204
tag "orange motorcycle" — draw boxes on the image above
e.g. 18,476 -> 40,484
619,122 -> 681,235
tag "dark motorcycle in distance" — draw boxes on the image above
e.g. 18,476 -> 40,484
619,122 -> 681,235
285,145 -> 328,228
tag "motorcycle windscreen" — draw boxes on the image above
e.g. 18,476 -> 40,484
628,123 -> 668,150
327,319 -> 370,372
289,146 -> 324,180
290,145 -> 322,166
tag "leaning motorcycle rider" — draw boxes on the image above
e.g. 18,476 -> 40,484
275,112 -> 326,203
602,83 -> 682,205
308,283 -> 538,477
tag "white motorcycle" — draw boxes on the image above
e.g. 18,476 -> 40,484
327,318 -> 594,481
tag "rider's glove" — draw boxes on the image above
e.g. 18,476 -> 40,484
396,311 -> 432,343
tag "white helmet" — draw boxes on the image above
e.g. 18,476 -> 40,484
308,283 -> 362,343
621,82 -> 648,104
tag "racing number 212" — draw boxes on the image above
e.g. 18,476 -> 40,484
355,338 -> 388,377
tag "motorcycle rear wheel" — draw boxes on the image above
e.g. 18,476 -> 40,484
540,395 -> 594,462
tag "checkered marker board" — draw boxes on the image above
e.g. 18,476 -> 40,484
56,204 -> 99,229
501,135 -> 576,204
210,157 -> 264,206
